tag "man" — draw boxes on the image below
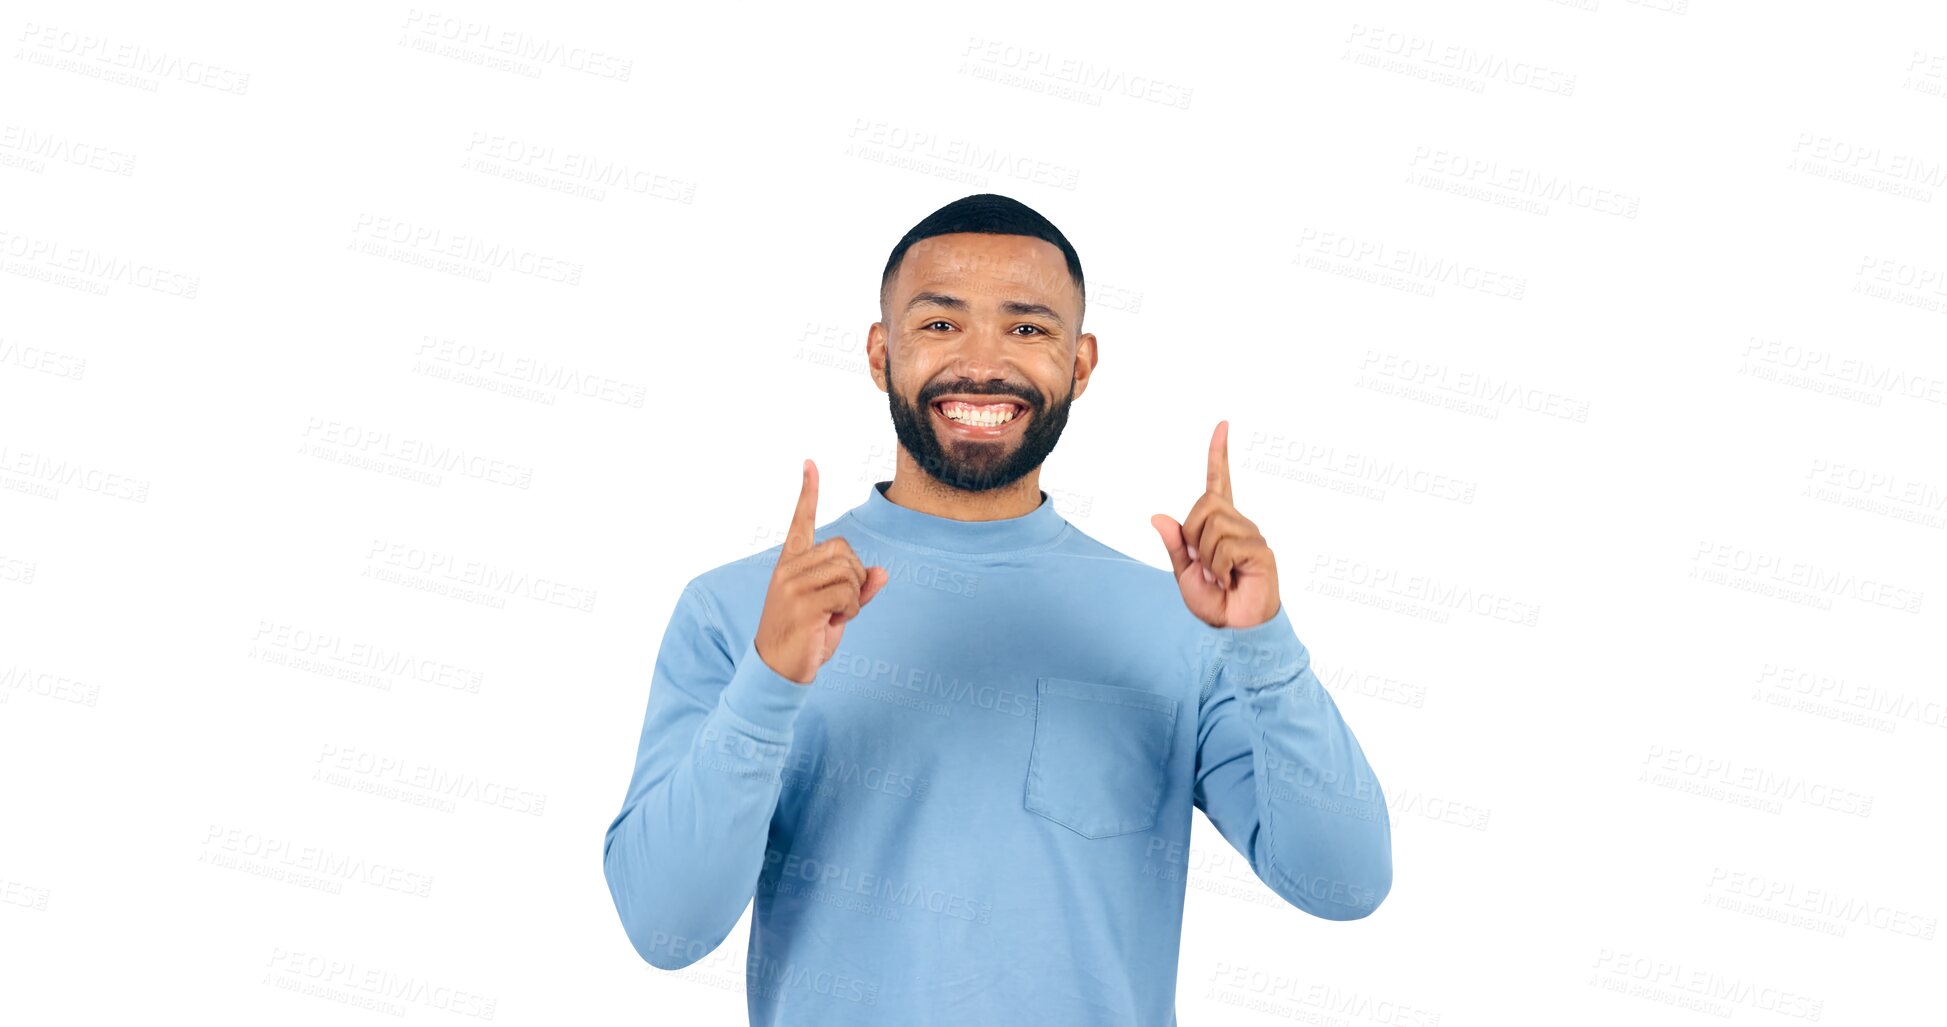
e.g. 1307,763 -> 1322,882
602,193 -> 1392,1026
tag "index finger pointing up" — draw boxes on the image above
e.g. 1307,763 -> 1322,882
785,459 -> 819,556
1207,420 -> 1231,500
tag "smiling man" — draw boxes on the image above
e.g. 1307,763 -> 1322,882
602,193 -> 1392,1026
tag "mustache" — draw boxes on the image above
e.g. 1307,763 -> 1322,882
917,381 -> 1041,409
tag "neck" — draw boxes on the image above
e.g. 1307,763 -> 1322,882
884,449 -> 1044,521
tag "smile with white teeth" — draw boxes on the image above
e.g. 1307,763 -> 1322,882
938,401 -> 1021,427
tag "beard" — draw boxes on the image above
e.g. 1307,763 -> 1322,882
885,348 -> 1074,494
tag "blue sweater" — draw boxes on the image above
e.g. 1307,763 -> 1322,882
602,481 -> 1392,1026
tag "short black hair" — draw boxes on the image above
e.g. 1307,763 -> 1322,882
879,193 -> 1085,325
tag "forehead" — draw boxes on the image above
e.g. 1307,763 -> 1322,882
894,232 -> 1076,306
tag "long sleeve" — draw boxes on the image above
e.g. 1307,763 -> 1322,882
1191,602 -> 1393,920
601,583 -> 811,969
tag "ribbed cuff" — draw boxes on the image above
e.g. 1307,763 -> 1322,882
1218,603 -> 1309,687
718,637 -> 814,737
1225,601 -> 1294,642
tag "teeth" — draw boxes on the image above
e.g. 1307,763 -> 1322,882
940,401 -> 1019,427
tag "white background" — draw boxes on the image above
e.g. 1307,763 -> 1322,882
3,1 -> 1942,1024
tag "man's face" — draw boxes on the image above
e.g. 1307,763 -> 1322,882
870,232 -> 1097,493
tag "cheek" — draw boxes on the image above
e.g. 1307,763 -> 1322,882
893,353 -> 950,393
1031,369 -> 1071,401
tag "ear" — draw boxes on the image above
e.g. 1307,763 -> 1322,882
1070,331 -> 1098,401
867,321 -> 889,394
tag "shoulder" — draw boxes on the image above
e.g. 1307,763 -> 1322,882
1054,522 -> 1169,570
1048,523 -> 1196,608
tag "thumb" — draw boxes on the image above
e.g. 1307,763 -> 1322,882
1150,515 -> 1192,577
857,566 -> 890,608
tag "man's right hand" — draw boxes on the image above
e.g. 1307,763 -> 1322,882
753,459 -> 888,685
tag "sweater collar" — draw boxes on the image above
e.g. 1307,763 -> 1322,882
844,480 -> 1069,555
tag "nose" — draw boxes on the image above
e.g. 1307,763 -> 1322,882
942,323 -> 1017,386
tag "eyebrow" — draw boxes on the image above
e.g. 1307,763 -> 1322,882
905,292 -> 1065,329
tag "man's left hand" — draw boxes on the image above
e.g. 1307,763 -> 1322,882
1151,420 -> 1281,629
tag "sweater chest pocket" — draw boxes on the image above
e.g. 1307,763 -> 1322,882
1024,677 -> 1180,839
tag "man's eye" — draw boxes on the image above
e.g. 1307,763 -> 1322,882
924,320 -> 954,332
1012,324 -> 1045,336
